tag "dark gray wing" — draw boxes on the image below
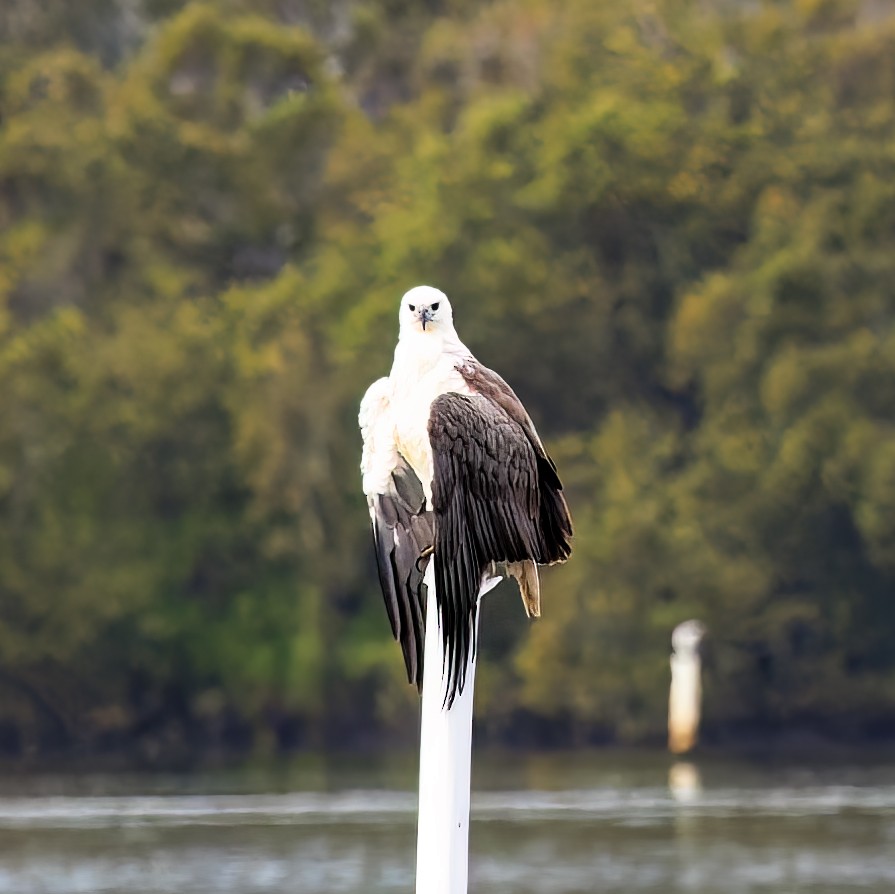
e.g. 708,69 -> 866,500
369,457 -> 434,689
428,392 -> 571,706
457,360 -> 573,562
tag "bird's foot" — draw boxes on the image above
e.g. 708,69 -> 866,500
416,545 -> 434,572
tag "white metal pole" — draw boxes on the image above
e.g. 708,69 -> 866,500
415,564 -> 500,894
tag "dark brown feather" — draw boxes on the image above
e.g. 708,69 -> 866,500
369,456 -> 433,689
457,361 -> 573,555
429,391 -> 573,706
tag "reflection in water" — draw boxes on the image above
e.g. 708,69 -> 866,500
669,761 -> 704,892
669,761 -> 702,804
0,755 -> 893,893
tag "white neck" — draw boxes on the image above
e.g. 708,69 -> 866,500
391,326 -> 473,379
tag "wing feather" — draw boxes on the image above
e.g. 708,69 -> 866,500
457,361 -> 573,559
368,464 -> 432,689
429,392 -> 572,706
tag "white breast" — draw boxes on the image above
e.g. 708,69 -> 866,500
389,334 -> 473,500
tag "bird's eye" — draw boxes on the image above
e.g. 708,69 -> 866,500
408,304 -> 416,311
431,302 -> 440,311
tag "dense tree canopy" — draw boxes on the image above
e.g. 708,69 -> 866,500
1,0 -> 894,757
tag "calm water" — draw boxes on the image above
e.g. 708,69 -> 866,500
1,751 -> 894,893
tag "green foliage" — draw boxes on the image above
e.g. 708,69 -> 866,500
1,0 -> 895,756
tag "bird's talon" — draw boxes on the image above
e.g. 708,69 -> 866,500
416,546 -> 434,572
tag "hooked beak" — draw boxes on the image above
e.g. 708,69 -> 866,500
419,307 -> 435,330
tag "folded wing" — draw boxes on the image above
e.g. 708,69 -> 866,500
428,391 -> 572,706
361,378 -> 433,689
368,461 -> 433,688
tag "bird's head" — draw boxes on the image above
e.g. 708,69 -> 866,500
398,285 -> 454,336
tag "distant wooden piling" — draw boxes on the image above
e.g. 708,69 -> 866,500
668,620 -> 706,755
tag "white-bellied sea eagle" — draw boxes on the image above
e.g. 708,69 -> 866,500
359,286 -> 573,705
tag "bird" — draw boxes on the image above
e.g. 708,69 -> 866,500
668,620 -> 707,754
359,285 -> 573,706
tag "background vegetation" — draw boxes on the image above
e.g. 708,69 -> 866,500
2,0 -> 895,760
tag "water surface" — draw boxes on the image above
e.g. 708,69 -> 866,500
1,751 -> 893,893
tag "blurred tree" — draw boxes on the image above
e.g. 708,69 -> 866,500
1,0 -> 895,756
